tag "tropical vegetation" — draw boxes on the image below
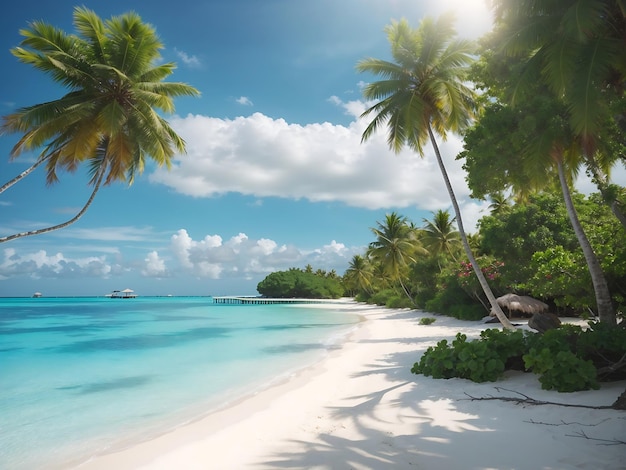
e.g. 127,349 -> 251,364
257,266 -> 343,299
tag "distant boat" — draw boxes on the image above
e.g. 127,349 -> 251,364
32,292 -> 42,298
109,288 -> 137,299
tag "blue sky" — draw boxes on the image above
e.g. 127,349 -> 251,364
1,1 -> 623,297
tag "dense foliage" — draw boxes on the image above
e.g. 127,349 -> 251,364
257,266 -> 343,299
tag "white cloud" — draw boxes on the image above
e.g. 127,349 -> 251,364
236,96 -> 254,106
142,251 -> 168,277
174,48 -> 201,67
153,102 -> 474,213
0,248 -> 111,280
168,229 -> 359,280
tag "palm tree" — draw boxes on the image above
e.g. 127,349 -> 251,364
488,192 -> 511,216
367,212 -> 418,304
420,209 -> 462,264
357,15 -> 515,329
480,3 -> 620,325
344,254 -> 374,295
490,0 -> 625,146
0,7 -> 200,242
488,0 -> 626,228
462,87 -> 617,325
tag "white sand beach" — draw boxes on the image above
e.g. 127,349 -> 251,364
78,301 -> 625,470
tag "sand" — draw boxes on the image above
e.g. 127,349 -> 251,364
77,301 -> 625,470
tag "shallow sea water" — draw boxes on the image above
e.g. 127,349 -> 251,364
0,297 -> 360,469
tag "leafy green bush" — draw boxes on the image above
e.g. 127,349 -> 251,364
523,348 -> 599,392
411,337 -> 458,379
412,332 -> 509,383
419,317 -> 436,325
386,295 -> 414,309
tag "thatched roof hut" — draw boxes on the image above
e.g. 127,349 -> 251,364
492,293 -> 548,316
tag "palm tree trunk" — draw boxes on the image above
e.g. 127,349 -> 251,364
557,160 -> 616,325
398,277 -> 416,306
0,165 -> 106,244
585,160 -> 626,230
0,155 -> 51,195
428,125 -> 515,330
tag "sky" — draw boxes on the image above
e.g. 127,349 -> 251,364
0,0 -> 623,297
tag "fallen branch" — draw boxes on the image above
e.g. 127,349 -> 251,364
565,429 -> 626,446
524,418 -> 611,426
461,387 -> 614,410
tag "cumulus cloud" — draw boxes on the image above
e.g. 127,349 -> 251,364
0,229 -> 359,284
152,99 -> 474,214
169,229 -> 358,280
0,248 -> 112,280
142,251 -> 168,277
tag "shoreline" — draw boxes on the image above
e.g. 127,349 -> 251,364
76,302 -> 625,470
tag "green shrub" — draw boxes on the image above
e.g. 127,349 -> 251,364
411,337 -> 458,379
412,332 -> 508,383
523,348 -> 599,392
419,317 -> 436,325
386,295 -> 414,309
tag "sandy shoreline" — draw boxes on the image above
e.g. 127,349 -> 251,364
76,302 -> 625,470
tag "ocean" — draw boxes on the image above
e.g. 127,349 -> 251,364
0,296 -> 361,470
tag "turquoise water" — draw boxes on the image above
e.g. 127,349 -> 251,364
0,297 -> 360,470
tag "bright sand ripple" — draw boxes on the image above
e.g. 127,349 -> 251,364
77,301 -> 625,470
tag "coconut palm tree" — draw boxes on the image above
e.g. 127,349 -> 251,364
344,254 -> 374,296
421,209 -> 462,263
488,0 -> 626,228
357,15 -> 515,329
367,212 -> 418,304
0,7 -> 200,242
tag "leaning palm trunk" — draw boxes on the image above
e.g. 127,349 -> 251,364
585,159 -> 626,230
0,155 -> 51,195
0,165 -> 106,244
428,125 -> 515,330
398,277 -> 416,306
557,160 -> 616,325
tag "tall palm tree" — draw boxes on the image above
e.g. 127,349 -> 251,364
357,15 -> 515,329
462,88 -> 617,324
420,209 -> 462,263
488,0 -> 626,227
0,7 -> 200,242
367,212 -> 418,303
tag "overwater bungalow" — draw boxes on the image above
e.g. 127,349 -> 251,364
109,288 -> 137,299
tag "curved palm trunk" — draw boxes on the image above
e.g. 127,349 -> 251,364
586,161 -> 626,230
428,125 -> 515,330
557,160 -> 616,325
0,155 -> 51,195
0,166 -> 106,244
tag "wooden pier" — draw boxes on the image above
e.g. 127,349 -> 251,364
212,297 -> 329,305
